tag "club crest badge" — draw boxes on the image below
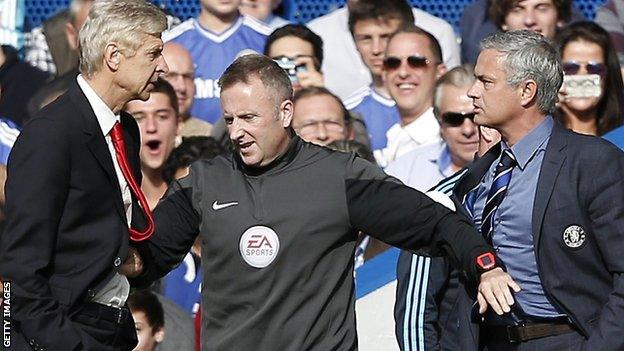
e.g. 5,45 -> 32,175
563,225 -> 586,249
239,226 -> 280,268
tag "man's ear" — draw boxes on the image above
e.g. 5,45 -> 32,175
65,22 -> 79,51
436,63 -> 448,80
154,327 -> 165,343
519,79 -> 538,108
279,99 -> 294,128
104,42 -> 122,71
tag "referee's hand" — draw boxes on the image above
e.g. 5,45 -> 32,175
477,268 -> 521,315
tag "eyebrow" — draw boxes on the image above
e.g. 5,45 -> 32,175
146,45 -> 163,53
476,73 -> 494,81
156,108 -> 175,114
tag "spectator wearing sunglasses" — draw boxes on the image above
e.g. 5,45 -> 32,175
344,0 -> 414,163
554,21 -> 624,138
387,65 -> 479,351
307,0 -> 459,101
373,25 -> 447,167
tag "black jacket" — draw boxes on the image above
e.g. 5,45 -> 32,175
0,81 -> 145,350
450,124 -> 624,350
134,137 -> 495,350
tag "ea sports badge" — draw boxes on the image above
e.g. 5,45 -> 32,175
563,225 -> 586,249
239,226 -> 280,268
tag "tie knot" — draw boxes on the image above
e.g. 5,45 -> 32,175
110,122 -> 123,143
499,149 -> 516,168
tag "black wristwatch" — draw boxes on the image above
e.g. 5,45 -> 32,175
475,252 -> 497,273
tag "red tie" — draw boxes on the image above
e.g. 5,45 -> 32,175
110,122 -> 154,242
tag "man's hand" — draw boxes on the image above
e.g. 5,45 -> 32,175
477,267 -> 521,315
120,247 -> 143,278
295,56 -> 324,88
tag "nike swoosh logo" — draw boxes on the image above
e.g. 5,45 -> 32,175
212,200 -> 239,210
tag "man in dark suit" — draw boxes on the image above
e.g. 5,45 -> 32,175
0,1 -> 169,350
448,30 -> 624,350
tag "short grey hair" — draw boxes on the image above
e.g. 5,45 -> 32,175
433,64 -> 475,118
480,30 -> 563,115
79,0 -> 167,77
68,0 -> 93,25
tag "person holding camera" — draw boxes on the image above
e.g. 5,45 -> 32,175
264,24 -> 325,92
555,21 -> 624,137
343,0 -> 415,162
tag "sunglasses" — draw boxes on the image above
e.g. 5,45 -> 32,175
382,56 -> 436,70
441,112 -> 475,127
562,61 -> 606,77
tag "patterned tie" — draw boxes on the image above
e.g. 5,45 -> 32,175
110,122 -> 155,242
480,149 -> 516,242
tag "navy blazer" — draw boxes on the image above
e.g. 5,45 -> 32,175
449,123 -> 624,350
0,81 -> 145,350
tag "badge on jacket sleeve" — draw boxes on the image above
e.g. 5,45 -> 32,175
563,225 -> 586,249
239,226 -> 280,268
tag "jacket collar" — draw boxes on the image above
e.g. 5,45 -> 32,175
233,133 -> 302,176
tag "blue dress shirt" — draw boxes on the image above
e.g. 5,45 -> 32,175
472,116 -> 563,317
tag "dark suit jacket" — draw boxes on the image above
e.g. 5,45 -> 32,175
0,81 -> 145,350
450,123 -> 624,350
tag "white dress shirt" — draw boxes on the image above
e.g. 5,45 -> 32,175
374,107 -> 441,167
77,75 -> 131,308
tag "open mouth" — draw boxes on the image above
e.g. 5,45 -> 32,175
397,82 -> 417,91
238,141 -> 253,152
146,140 -> 162,153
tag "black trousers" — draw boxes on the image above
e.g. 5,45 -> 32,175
8,303 -> 137,351
71,302 -> 138,351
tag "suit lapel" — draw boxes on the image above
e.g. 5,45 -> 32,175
455,143 -> 501,205
69,82 -> 126,221
532,124 -> 567,248
120,112 -> 142,182
119,112 -> 149,231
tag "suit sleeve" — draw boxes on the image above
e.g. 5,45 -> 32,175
0,118 -> 84,350
131,164 -> 202,288
345,156 -> 493,283
584,146 -> 624,349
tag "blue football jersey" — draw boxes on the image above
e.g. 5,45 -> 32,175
163,252 -> 202,315
344,86 -> 400,152
164,16 -> 270,124
0,117 -> 20,165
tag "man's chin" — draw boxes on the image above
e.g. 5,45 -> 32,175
239,152 -> 258,166
135,91 -> 152,102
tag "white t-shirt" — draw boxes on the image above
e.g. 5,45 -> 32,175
308,7 -> 460,100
